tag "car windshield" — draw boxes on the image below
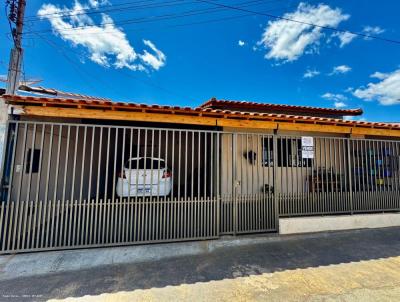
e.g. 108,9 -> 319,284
125,158 -> 166,169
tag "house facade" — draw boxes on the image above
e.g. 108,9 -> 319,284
0,93 -> 399,253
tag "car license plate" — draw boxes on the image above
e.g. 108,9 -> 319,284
137,188 -> 151,193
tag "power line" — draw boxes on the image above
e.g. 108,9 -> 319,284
25,0 -> 194,22
34,32 -> 125,99
24,0 -> 278,36
34,33 -> 198,103
195,0 -> 400,45
130,2 -> 297,33
24,0 -> 160,20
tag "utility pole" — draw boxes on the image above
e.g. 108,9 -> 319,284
5,0 -> 26,95
1,0 -> 26,200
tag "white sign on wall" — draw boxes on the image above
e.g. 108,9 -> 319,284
301,136 -> 314,159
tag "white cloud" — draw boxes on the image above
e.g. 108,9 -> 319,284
303,69 -> 320,78
362,26 -> 385,39
332,31 -> 357,47
343,115 -> 354,121
353,69 -> 400,105
330,65 -> 351,75
88,0 -> 109,8
38,1 -> 166,71
334,101 -> 347,108
238,40 -> 245,47
322,92 -> 348,102
258,2 -> 349,62
138,40 -> 166,70
370,71 -> 388,80
343,116 -> 366,122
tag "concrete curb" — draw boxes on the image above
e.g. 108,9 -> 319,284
0,229 -> 379,281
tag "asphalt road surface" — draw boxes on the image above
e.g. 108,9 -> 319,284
1,227 -> 400,301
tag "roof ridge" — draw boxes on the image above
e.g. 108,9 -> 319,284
198,98 -> 363,115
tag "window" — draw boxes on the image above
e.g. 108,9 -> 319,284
125,158 -> 166,169
26,149 -> 41,173
262,138 -> 313,167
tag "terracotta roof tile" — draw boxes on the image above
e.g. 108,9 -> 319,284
2,94 -> 399,132
199,98 -> 363,116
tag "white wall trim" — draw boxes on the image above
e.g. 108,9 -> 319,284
279,213 -> 400,235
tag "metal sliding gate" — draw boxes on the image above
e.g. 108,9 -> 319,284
0,121 -> 278,254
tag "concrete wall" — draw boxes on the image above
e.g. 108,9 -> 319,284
279,213 -> 400,234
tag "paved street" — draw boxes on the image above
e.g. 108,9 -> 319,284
1,227 -> 400,301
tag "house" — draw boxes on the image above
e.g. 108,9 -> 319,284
0,93 -> 399,253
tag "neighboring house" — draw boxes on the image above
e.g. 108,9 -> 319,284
0,93 -> 399,253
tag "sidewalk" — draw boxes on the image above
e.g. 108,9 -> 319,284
1,227 -> 400,301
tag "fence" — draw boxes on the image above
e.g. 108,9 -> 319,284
277,136 -> 400,217
0,120 -> 399,253
0,197 -> 219,253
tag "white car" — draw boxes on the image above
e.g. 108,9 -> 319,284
116,157 -> 172,197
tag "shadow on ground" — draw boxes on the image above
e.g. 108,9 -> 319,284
1,227 -> 400,301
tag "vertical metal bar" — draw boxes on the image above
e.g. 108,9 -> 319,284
27,200 -> 38,249
232,134 -> 237,235
347,138 -> 353,214
171,131 -> 175,200
0,202 -> 5,251
119,128 -> 126,242
111,128 -> 118,243
111,127 -> 118,205
48,198 -> 55,248
273,133 -> 278,231
16,123 -> 28,202
197,132 -> 200,202
79,126 -> 87,204
134,129 -> 141,241
70,126 -> 79,208
292,136 -> 296,215
61,198 -> 67,247
364,139 -> 371,209
150,129 -> 155,240
25,123 -> 36,202
52,125 -> 63,204
127,128 -> 133,242
377,140 -> 383,209
7,201 -> 15,251
103,127 -> 111,209
184,131 -> 188,200
53,199 -> 60,247
6,123 -> 19,203
62,126 -> 71,203
333,138 -> 338,211
35,200 -> 42,249
163,130 -> 168,240
155,130 -> 161,240
328,138 -> 333,211
87,126 -> 96,210
141,129 -> 147,240
177,131 -> 181,201
94,127 -> 103,244
361,140 -> 367,209
204,132 -> 208,235
216,132 -> 220,236
69,127 -> 79,245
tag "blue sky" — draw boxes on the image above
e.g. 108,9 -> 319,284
1,0 -> 399,121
